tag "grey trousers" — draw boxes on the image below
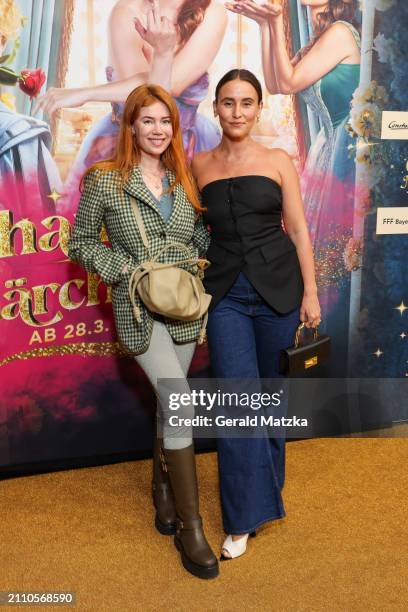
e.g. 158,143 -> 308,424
135,319 -> 196,449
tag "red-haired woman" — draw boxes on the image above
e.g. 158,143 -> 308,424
35,0 -> 227,207
68,84 -> 218,580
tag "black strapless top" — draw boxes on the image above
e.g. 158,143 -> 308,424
201,176 -> 304,313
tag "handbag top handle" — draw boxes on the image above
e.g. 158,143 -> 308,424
295,322 -> 319,347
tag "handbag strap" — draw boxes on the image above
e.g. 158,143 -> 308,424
130,196 -> 150,254
130,196 -> 209,267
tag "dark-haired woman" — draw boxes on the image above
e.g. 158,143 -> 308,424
35,0 -> 227,207
192,69 -> 320,559
226,0 -> 360,373
68,84 -> 218,580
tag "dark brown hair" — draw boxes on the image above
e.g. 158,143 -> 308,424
317,0 -> 359,32
299,0 -> 359,58
215,69 -> 263,103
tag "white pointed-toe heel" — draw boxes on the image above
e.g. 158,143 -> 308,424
220,531 -> 256,561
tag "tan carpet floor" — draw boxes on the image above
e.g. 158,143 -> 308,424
1,438 -> 408,612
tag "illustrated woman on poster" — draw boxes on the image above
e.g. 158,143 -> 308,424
0,0 -> 61,215
34,0 -> 227,201
227,0 -> 361,372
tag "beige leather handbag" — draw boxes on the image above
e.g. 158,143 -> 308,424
128,197 -> 212,344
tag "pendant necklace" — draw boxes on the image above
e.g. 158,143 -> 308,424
141,167 -> 165,191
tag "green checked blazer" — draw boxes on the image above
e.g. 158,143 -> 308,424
68,164 -> 210,355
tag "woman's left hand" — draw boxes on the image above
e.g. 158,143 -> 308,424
134,0 -> 177,56
300,293 -> 321,329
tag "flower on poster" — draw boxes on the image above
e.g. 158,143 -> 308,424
373,33 -> 397,64
0,91 -> 15,109
346,81 -> 388,140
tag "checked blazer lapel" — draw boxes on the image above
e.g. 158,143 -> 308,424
122,164 -> 187,227
122,164 -> 162,216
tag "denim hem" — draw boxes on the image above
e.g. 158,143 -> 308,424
223,511 -> 286,536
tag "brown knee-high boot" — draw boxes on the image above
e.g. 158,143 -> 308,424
152,431 -> 177,535
163,444 -> 219,580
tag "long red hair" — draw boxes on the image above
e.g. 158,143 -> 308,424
80,84 -> 203,212
177,0 -> 211,49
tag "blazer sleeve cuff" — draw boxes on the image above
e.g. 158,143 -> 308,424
97,252 -> 130,286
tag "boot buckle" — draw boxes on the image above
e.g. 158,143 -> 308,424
159,447 -> 168,472
177,517 -> 202,531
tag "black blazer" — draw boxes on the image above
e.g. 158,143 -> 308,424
201,175 -> 304,313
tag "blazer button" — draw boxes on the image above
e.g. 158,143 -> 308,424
159,231 -> 166,239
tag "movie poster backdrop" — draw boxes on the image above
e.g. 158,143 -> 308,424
0,0 -> 406,473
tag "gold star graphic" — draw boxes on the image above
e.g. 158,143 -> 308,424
395,301 -> 408,316
401,332 -> 407,339
373,348 -> 383,358
47,189 -> 62,204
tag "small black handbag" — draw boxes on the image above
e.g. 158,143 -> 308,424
279,323 -> 331,376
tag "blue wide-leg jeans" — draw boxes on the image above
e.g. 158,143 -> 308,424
207,272 -> 300,534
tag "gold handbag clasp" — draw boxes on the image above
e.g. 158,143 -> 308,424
197,259 -> 210,270
196,259 -> 210,279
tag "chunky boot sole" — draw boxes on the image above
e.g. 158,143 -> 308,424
174,536 -> 219,580
155,513 -> 177,536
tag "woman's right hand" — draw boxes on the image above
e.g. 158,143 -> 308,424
225,0 -> 283,25
300,292 -> 321,329
134,0 -> 177,55
33,87 -> 88,117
